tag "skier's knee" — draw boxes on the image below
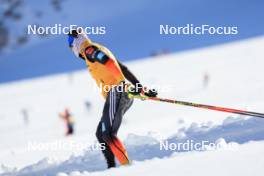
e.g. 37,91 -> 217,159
102,132 -> 114,143
96,124 -> 103,141
96,125 -> 112,143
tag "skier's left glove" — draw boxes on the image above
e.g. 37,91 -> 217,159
144,88 -> 158,97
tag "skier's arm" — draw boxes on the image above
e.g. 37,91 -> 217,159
117,60 -> 141,87
117,60 -> 158,97
78,53 -> 85,61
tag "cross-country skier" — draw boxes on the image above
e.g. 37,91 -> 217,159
59,108 -> 74,136
67,29 -> 157,168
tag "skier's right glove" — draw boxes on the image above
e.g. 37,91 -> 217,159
128,84 -> 158,98
144,88 -> 158,98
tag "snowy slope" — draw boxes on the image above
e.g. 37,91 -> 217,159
0,36 -> 264,175
85,141 -> 264,176
1,0 -> 264,83
3,117 -> 263,176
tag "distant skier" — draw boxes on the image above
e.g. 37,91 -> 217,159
21,108 -> 29,126
203,72 -> 210,88
67,29 -> 157,168
59,108 -> 75,136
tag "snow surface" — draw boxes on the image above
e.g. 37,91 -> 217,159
1,0 -> 264,82
0,36 -> 264,175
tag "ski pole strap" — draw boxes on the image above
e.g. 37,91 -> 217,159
128,93 -> 264,119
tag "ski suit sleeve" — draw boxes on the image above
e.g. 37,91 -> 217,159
78,53 -> 85,60
117,60 -> 141,87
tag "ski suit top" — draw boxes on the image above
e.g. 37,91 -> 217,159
68,32 -> 140,99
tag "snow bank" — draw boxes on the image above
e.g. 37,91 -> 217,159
3,116 -> 264,176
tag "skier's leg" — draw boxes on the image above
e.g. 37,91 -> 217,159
96,122 -> 115,168
111,90 -> 133,134
104,134 -> 129,165
67,123 -> 74,135
99,87 -> 132,166
104,88 -> 133,165
96,88 -> 122,168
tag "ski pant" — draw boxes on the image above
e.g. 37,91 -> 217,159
96,85 -> 133,168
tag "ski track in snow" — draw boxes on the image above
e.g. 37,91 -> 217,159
2,116 -> 264,176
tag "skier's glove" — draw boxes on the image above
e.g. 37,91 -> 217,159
128,84 -> 158,98
144,89 -> 158,97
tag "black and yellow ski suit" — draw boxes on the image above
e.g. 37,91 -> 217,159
69,32 -> 141,168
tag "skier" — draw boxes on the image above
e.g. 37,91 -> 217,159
59,108 -> 75,136
203,72 -> 210,88
67,29 -> 157,168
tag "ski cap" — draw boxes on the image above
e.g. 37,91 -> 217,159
68,29 -> 79,38
67,28 -> 92,47
68,29 -> 79,47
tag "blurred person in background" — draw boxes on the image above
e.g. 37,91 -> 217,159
203,72 -> 210,88
59,108 -> 75,136
21,108 -> 29,126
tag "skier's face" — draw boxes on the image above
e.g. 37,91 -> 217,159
68,35 -> 74,47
